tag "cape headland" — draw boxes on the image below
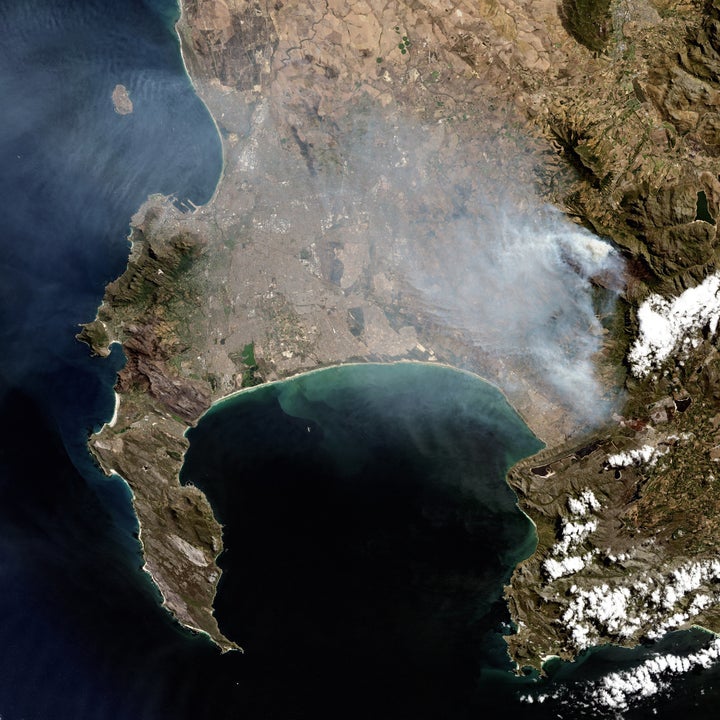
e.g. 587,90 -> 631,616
80,0 -> 720,668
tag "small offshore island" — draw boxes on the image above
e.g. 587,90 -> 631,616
81,0 -> 720,675
112,83 -> 133,115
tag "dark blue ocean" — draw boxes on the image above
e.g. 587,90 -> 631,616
1,1 -> 720,718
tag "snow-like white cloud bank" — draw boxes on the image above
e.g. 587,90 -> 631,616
606,444 -> 667,468
559,558 -> 720,651
552,518 -> 599,557
567,489 -> 601,516
521,637 -> 720,714
404,204 -> 625,425
544,552 -> 594,581
541,490 -> 603,580
629,272 -> 720,376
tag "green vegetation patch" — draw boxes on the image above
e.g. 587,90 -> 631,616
76,319 -> 110,355
240,341 -> 256,367
394,26 -> 411,55
106,229 -> 204,318
558,0 -> 613,53
236,342 -> 263,388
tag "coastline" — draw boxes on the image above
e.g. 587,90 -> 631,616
108,391 -> 120,428
206,358 -> 541,428
103,457 -> 239,651
173,0 -> 225,208
181,358 -> 545,670
77,0 -> 586,657
78,0 -> 720,675
201,358 -> 546,549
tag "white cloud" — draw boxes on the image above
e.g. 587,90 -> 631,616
567,489 -> 601,516
543,501 -> 601,579
629,272 -> 720,376
606,444 -> 667,468
557,558 -> 720,650
552,518 -> 598,556
544,554 -> 592,580
521,638 -> 720,712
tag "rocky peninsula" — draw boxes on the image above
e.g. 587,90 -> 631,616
80,0 -> 720,668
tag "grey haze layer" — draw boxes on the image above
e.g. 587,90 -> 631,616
405,202 -> 624,422
248,109 -> 626,429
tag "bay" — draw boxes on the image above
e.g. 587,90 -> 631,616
182,363 -> 543,718
2,0 -> 720,717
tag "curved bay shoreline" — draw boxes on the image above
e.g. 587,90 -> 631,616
81,0 -> 720,672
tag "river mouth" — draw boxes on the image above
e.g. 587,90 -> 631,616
182,363 -> 543,717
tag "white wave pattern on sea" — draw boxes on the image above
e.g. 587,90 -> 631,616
520,638 -> 720,715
